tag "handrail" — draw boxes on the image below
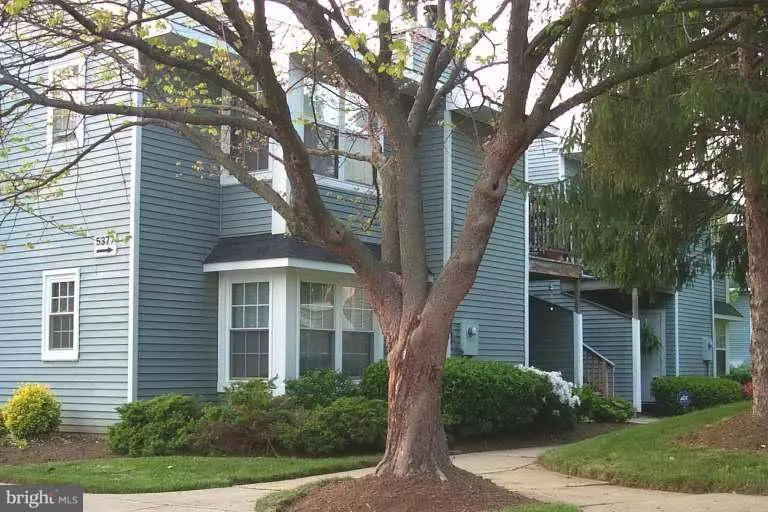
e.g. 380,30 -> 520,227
583,343 -> 615,367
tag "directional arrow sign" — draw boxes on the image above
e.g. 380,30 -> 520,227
94,235 -> 117,257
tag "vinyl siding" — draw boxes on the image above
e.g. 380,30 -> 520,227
581,300 -> 634,402
729,293 -> 752,368
418,114 -> 445,275
220,184 -> 272,237
136,126 -> 220,400
665,294 -> 678,375
713,277 -> 727,303
0,55 -> 132,430
530,297 -> 574,381
530,280 -> 634,400
525,138 -> 561,185
677,257 -> 713,376
450,114 -> 526,362
319,184 -> 380,244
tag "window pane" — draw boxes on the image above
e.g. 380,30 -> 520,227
231,306 -> 244,328
257,282 -> 269,304
230,330 -> 268,378
300,282 -> 335,329
305,125 -> 338,178
244,283 -> 261,304
304,82 -> 340,126
49,313 -> 74,350
300,330 -> 334,374
716,349 -> 726,377
342,332 -> 373,377
340,133 -> 373,185
232,283 -> 244,305
342,287 -> 373,332
244,306 -> 259,328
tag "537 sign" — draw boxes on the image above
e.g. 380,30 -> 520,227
93,235 -> 117,257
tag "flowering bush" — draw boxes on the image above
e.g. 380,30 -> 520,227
744,381 -> 754,399
519,366 -> 581,408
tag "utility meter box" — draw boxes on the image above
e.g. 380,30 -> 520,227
702,336 -> 713,361
459,320 -> 480,356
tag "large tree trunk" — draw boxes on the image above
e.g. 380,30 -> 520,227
375,315 -> 452,479
744,176 -> 768,421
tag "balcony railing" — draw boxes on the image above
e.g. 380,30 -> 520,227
529,191 -> 578,263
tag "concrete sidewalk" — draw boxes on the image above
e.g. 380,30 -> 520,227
84,447 -> 768,512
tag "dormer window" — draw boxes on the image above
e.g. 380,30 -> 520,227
303,80 -> 374,187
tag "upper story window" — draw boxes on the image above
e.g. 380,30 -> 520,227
41,268 -> 80,362
229,97 -> 269,172
303,81 -> 374,187
48,59 -> 85,152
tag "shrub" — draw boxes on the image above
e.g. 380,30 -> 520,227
724,367 -> 752,385
3,384 -> 61,443
441,358 -> 552,438
361,358 -> 578,438
651,376 -> 743,416
360,359 -> 388,401
109,394 -> 201,456
188,380 -> 293,455
576,387 -> 633,423
0,407 -> 7,439
279,397 -> 387,455
744,381 -> 754,399
285,370 -> 358,409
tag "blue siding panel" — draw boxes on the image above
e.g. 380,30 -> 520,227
530,297 -> 574,381
418,115 -> 445,275
581,301 -> 634,402
526,138 -> 561,185
137,126 -> 220,400
219,184 -> 272,237
451,114 -> 526,362
319,184 -> 380,244
0,57 -> 132,430
677,257 -> 713,376
665,294 -> 677,375
729,293 -> 752,368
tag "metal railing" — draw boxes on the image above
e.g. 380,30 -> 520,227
583,343 -> 615,397
529,192 -> 578,263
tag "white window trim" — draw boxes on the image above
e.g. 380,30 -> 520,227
295,271 -> 384,378
218,269 -> 280,391
47,57 -> 86,153
219,89 -> 272,186
41,268 -> 80,362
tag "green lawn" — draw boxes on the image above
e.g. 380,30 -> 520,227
541,402 -> 768,494
0,455 -> 379,493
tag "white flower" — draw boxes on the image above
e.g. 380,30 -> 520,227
518,365 -> 581,408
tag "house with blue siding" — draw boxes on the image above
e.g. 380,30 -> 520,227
0,23 -> 529,431
525,134 -> 753,410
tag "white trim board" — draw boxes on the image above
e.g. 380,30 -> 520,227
127,56 -> 142,402
204,257 -> 356,274
523,153 -> 530,367
41,268 -> 80,362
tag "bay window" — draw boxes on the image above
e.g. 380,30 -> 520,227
299,281 -> 374,377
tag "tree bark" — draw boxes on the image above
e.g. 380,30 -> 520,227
744,176 -> 768,421
376,314 -> 452,479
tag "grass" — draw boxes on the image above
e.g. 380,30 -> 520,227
541,401 -> 768,494
0,455 -> 379,493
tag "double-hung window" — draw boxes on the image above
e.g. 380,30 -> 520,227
228,97 -> 269,172
299,282 -> 374,377
715,319 -> 727,376
230,282 -> 270,378
42,269 -> 80,361
303,81 -> 374,186
48,59 -> 85,151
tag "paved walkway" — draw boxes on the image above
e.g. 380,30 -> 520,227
85,447 -> 768,512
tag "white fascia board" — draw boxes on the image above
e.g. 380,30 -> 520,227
203,257 -> 355,274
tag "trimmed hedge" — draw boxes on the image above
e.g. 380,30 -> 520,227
285,370 -> 358,409
361,358 -> 577,438
724,367 -> 752,385
279,397 -> 387,454
109,394 -> 201,456
576,387 -> 633,423
651,376 -> 742,416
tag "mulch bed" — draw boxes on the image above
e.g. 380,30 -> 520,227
0,433 -> 112,465
451,421 -> 628,454
681,412 -> 768,451
288,468 -> 528,512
